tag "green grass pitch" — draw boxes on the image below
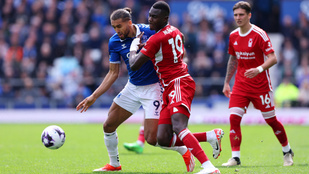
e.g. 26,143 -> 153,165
0,124 -> 308,173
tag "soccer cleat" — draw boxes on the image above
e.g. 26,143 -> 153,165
123,142 -> 144,154
222,157 -> 241,166
209,129 -> 224,159
182,149 -> 195,172
195,167 -> 220,174
283,149 -> 294,166
93,164 -> 121,171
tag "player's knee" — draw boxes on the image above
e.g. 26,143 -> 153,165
103,121 -> 117,133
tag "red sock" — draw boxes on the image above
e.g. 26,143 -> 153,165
173,132 -> 207,146
265,117 -> 288,146
137,126 -> 145,144
178,128 -> 208,164
230,114 -> 242,151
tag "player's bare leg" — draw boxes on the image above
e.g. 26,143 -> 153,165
94,102 -> 132,172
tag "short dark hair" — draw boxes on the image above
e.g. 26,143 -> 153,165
110,7 -> 132,21
152,1 -> 170,16
233,1 -> 251,14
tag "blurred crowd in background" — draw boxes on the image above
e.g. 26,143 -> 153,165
0,0 -> 308,109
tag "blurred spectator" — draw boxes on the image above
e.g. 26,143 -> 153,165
15,76 -> 40,107
191,49 -> 213,77
295,54 -> 309,87
5,33 -> 23,78
196,19 -> 215,54
0,1 -> 308,108
0,34 -> 9,77
275,77 -> 299,107
298,79 -> 309,107
0,80 -> 15,107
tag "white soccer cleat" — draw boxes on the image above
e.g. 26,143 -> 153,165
195,167 -> 220,174
209,129 -> 224,159
222,157 -> 241,167
283,150 -> 294,166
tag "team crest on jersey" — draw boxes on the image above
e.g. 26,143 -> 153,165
234,41 -> 238,45
248,38 -> 253,47
121,44 -> 127,49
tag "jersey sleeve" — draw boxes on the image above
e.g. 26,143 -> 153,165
108,40 -> 121,64
140,35 -> 160,58
260,33 -> 274,55
228,35 -> 236,56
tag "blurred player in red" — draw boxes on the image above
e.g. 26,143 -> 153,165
129,1 -> 222,174
222,1 -> 294,167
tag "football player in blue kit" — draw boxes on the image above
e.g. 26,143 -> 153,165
76,7 -> 194,172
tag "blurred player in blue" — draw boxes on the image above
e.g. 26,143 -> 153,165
76,7 -> 195,172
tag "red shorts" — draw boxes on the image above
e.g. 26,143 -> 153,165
158,76 -> 196,125
229,91 -> 275,112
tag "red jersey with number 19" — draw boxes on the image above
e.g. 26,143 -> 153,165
141,24 -> 189,87
228,24 -> 274,94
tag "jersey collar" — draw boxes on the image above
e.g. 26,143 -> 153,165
157,23 -> 169,33
238,24 -> 254,37
134,24 -> 141,37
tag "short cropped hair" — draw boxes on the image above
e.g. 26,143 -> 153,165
233,1 -> 251,14
110,7 -> 132,21
152,1 -> 170,16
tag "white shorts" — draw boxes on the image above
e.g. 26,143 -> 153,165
113,81 -> 162,119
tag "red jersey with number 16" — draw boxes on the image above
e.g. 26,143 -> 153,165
141,24 -> 189,87
228,24 -> 274,94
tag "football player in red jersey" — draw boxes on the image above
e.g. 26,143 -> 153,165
129,1 -> 222,174
222,1 -> 294,167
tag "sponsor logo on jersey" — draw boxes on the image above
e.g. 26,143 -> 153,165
234,41 -> 238,45
121,44 -> 127,49
235,51 -> 256,59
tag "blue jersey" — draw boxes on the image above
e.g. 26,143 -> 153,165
109,24 -> 159,86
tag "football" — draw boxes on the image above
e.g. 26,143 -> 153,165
41,125 -> 66,149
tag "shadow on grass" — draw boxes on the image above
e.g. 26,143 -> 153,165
218,162 -> 309,168
120,152 -> 168,156
78,172 -> 173,174
295,163 -> 309,167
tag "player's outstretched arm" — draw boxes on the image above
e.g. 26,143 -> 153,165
76,63 -> 120,113
223,55 -> 238,98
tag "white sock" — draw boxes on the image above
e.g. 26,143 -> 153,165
104,131 -> 120,167
206,130 -> 216,142
201,160 -> 215,169
282,143 -> 291,153
232,151 -> 240,158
